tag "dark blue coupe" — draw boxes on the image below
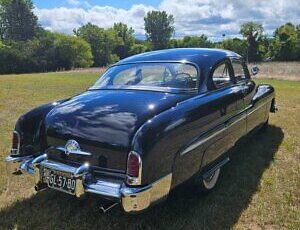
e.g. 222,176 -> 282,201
6,48 -> 277,213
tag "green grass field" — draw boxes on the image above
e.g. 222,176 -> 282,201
0,72 -> 299,229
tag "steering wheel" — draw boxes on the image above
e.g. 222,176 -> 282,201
174,72 -> 193,87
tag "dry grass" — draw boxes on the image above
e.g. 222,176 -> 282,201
67,61 -> 300,81
0,70 -> 299,229
251,62 -> 300,81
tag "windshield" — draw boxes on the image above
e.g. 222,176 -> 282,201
90,62 -> 198,92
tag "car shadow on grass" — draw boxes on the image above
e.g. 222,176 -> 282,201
0,125 -> 283,230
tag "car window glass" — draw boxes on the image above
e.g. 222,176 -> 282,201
114,68 -> 136,85
212,63 -> 231,88
232,61 -> 246,81
91,63 -> 198,90
139,65 -> 172,83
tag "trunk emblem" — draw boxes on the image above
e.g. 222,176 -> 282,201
65,140 -> 80,156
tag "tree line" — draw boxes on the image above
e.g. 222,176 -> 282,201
0,0 -> 299,74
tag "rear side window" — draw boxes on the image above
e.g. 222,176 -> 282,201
232,60 -> 247,82
212,62 -> 231,89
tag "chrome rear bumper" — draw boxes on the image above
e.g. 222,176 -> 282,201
5,154 -> 172,213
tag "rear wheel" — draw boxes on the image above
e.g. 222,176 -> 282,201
195,168 -> 221,193
202,168 -> 221,190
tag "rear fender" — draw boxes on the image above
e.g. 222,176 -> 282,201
13,100 -> 68,156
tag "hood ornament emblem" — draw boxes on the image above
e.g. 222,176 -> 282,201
65,140 -> 80,156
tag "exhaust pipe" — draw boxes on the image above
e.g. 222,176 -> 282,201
34,182 -> 48,192
99,201 -> 119,213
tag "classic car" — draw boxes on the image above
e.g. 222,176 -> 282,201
5,48 -> 277,213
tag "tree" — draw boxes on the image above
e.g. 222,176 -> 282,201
144,11 -> 174,50
129,44 -> 148,55
75,23 -> 120,66
240,22 -> 264,62
113,22 -> 135,59
216,38 -> 247,57
0,32 -> 93,74
169,38 -> 181,48
268,23 -> 300,61
0,0 -> 39,41
54,34 -> 93,70
181,35 -> 213,48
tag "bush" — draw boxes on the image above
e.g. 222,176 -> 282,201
54,34 -> 93,70
216,38 -> 248,58
129,44 -> 148,55
0,32 -> 93,74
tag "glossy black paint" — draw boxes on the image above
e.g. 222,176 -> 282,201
45,90 -> 192,171
14,100 -> 67,156
10,48 -> 275,189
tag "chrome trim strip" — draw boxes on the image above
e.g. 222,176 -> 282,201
226,112 -> 247,127
180,99 -> 272,156
56,147 -> 92,156
247,102 -> 267,116
180,126 -> 226,156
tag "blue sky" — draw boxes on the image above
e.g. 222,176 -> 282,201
32,0 -> 300,40
34,0 -> 161,9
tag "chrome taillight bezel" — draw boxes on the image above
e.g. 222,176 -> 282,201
10,131 -> 20,156
126,151 -> 142,186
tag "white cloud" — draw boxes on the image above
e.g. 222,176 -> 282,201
67,0 -> 81,6
35,0 -> 300,40
66,0 -> 91,8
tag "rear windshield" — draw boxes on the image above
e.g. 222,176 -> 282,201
90,62 -> 198,92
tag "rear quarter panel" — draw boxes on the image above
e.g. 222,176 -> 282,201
246,83 -> 275,131
131,89 -> 237,187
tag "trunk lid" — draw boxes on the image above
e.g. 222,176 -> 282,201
45,89 -> 192,171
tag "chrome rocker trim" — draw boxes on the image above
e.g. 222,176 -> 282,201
5,154 -> 172,213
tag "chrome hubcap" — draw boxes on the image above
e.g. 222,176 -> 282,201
203,168 -> 220,190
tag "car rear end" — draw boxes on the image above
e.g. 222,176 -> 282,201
6,131 -> 172,213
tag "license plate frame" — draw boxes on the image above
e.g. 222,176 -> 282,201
42,168 -> 76,195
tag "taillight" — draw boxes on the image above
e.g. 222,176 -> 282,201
11,131 -> 20,155
126,151 -> 142,185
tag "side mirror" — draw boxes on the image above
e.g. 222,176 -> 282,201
251,65 -> 259,76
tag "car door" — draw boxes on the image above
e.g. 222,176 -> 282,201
231,59 -> 264,132
201,60 -> 244,166
172,60 -> 240,185
172,60 -> 248,186
222,58 -> 249,148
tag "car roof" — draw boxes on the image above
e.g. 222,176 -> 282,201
116,48 -> 242,69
